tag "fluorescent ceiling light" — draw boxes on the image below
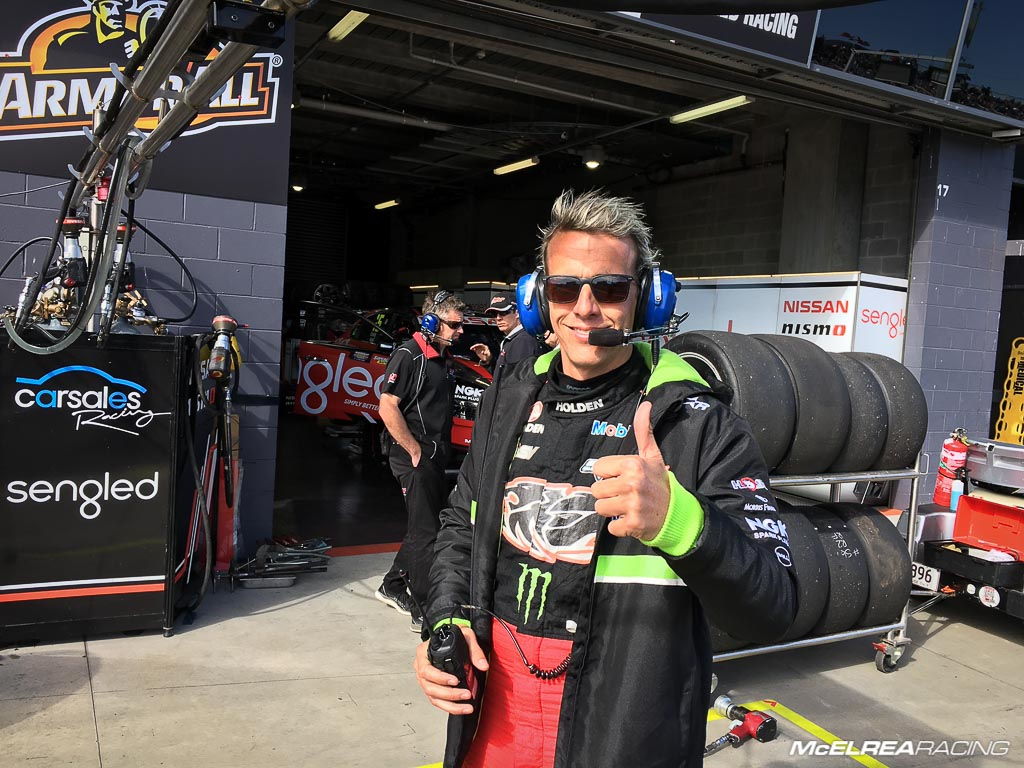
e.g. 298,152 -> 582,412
410,284 -> 439,289
291,183 -> 304,192
493,157 -> 539,176
328,11 -> 369,42
669,95 -> 753,124
992,127 -> 1022,139
374,199 -> 400,210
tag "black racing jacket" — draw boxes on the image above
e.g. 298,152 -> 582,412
427,344 -> 798,768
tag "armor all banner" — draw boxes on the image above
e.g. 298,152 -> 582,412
0,1 -> 293,204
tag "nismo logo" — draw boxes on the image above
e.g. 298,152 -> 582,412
516,564 -> 551,624
14,365 -> 169,435
0,1 -> 282,142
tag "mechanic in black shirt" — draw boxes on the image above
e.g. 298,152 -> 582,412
376,291 -> 464,632
471,293 -> 548,386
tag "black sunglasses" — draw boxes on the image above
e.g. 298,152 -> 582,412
441,319 -> 464,330
543,274 -> 636,304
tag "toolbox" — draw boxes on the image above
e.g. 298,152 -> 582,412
952,494 -> 1024,560
918,540 -> 1024,590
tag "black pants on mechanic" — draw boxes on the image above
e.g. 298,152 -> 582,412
383,442 -> 449,609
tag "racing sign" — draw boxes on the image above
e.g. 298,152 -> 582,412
0,1 -> 292,204
619,10 -> 819,65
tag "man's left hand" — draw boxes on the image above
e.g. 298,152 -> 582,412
591,401 -> 670,540
471,343 -> 492,365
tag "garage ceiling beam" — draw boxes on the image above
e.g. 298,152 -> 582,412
296,21 -> 685,117
334,0 -> 718,95
297,96 -> 455,132
299,58 -> 578,123
407,40 -> 657,117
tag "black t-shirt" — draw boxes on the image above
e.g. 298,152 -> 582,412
381,332 -> 454,446
492,326 -> 547,385
492,350 -> 648,640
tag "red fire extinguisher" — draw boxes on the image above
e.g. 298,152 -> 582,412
933,428 -> 969,508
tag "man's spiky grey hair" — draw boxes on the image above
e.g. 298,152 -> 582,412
423,291 -> 465,317
537,189 -> 660,272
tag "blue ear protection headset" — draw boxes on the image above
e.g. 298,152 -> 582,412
516,263 -> 676,337
420,289 -> 453,335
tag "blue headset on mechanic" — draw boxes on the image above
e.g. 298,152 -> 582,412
413,188 -> 798,768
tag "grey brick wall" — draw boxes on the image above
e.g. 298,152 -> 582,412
0,173 -> 286,547
649,164 -> 784,277
858,126 -> 917,278
904,129 -> 1013,483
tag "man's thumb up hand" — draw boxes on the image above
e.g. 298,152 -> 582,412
592,401 -> 671,540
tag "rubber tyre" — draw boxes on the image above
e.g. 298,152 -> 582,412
666,330 -> 795,470
776,500 -> 830,641
822,503 -> 912,627
752,335 -> 852,474
844,352 -> 927,470
802,505 -> 869,636
708,622 -> 748,653
828,353 -> 888,472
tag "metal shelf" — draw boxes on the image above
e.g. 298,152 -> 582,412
714,455 -> 924,672
770,467 -> 923,487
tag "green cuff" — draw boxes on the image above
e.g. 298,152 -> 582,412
432,616 -> 471,633
640,473 -> 705,557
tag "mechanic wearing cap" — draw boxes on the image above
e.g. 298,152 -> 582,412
414,190 -> 796,767
472,293 -> 548,386
375,291 -> 464,633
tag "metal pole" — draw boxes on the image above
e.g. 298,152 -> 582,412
72,0 -> 213,206
712,622 -> 905,663
136,0 -> 316,162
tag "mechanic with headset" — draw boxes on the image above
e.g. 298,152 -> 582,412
471,292 -> 548,386
376,291 -> 465,633
414,190 -> 797,767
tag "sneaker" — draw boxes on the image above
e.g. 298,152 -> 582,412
375,584 -> 414,616
410,610 -> 424,634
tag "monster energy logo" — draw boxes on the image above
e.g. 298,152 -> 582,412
516,564 -> 552,623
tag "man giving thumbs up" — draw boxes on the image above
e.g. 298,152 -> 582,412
416,190 -> 797,768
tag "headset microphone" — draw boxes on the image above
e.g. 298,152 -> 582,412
588,314 -> 688,347
587,328 -> 639,347
587,314 -> 688,366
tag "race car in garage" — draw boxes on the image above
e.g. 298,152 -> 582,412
290,303 -> 498,450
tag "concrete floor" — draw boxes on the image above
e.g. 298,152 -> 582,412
2,553 -> 1023,768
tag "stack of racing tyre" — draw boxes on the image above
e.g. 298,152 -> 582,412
666,332 -> 925,653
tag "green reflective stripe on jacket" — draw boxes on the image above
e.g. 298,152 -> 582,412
532,343 -> 706,390
470,499 -> 477,524
594,554 -> 687,586
534,347 -> 559,375
634,342 -> 708,391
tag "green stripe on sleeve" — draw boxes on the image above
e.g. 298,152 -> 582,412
470,500 -> 477,524
594,555 -> 686,586
432,617 -> 472,632
640,473 -> 705,557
